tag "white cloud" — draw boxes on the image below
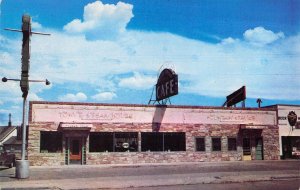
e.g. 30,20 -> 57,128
63,1 -> 133,40
243,27 -> 285,46
92,91 -> 117,101
220,37 -> 239,45
1,13 -> 299,102
119,72 -> 156,90
58,92 -> 87,102
31,21 -> 42,30
0,52 -> 15,65
28,93 -> 43,101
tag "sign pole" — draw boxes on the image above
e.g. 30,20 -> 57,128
3,14 -> 50,179
21,97 -> 26,161
15,97 -> 29,178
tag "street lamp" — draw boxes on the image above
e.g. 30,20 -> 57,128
2,77 -> 50,85
1,77 -> 50,178
3,14 -> 50,179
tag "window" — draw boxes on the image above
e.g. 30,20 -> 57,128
114,132 -> 138,152
195,137 -> 205,151
89,132 -> 113,152
164,133 -> 186,151
141,133 -> 163,151
212,137 -> 221,151
228,137 -> 237,151
141,132 -> 185,152
89,132 -> 138,152
40,132 -> 62,153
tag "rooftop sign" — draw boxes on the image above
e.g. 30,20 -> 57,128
226,86 -> 246,107
156,69 -> 178,101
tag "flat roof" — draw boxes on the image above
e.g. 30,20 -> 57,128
30,101 -> 276,111
264,104 -> 300,108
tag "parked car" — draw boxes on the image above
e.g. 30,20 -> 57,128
0,152 -> 15,168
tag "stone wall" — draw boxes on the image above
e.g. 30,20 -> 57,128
28,123 -> 65,166
28,122 -> 279,166
28,102 -> 279,166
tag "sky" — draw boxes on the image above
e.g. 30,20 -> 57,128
0,0 -> 299,125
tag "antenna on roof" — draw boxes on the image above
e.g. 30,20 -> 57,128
8,113 -> 12,127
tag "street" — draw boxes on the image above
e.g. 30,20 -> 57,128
0,160 -> 299,189
115,179 -> 300,190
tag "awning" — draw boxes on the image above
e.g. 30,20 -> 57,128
59,123 -> 92,131
240,124 -> 265,130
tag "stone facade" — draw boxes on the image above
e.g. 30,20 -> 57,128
28,102 -> 279,166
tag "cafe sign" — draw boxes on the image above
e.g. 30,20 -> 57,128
156,69 -> 178,101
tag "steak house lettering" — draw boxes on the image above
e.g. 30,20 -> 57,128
58,111 -> 133,121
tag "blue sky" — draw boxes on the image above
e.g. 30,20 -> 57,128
0,0 -> 299,125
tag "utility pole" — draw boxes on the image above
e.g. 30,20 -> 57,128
2,14 -> 50,179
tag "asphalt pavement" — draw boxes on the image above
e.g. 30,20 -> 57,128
0,160 -> 299,189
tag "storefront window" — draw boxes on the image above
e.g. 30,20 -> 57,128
114,132 -> 138,152
89,132 -> 138,152
195,137 -> 205,151
283,137 -> 300,158
89,132 -> 113,152
164,133 -> 186,151
141,133 -> 163,151
228,137 -> 237,151
40,132 -> 62,153
212,137 -> 221,151
141,132 -> 185,152
291,138 -> 300,157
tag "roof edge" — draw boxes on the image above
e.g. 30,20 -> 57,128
30,101 -> 276,111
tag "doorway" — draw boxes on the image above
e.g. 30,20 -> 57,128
243,138 -> 251,160
62,130 -> 88,165
66,137 -> 84,164
70,138 -> 81,163
255,137 -> 264,160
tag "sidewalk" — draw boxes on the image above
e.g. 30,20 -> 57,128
0,161 -> 299,189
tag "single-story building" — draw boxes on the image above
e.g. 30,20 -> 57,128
28,101 -> 279,166
267,104 -> 300,159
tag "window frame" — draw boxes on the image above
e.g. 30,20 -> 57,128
114,132 -> 138,152
211,137 -> 222,152
89,132 -> 138,153
195,137 -> 206,152
228,137 -> 237,151
89,132 -> 114,152
141,132 -> 186,152
40,131 -> 63,153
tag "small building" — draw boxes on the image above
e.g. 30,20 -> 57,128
0,114 -> 20,154
0,114 -> 22,160
3,135 -> 22,159
0,126 -> 17,153
28,101 -> 279,166
268,105 -> 300,159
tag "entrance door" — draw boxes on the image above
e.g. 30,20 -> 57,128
243,138 -> 251,160
70,138 -> 82,164
255,137 -> 263,160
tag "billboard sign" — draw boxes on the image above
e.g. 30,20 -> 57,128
226,86 -> 246,107
156,69 -> 178,101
